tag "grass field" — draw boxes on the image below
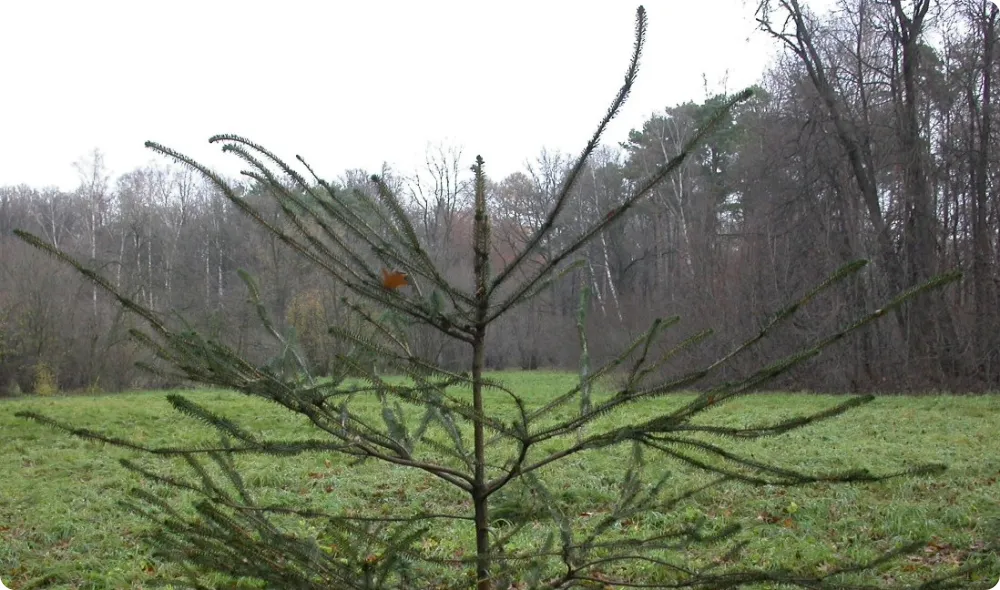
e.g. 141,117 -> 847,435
2,371 -> 999,589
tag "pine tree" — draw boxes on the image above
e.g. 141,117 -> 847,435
14,6 -> 981,589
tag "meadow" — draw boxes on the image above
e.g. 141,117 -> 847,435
2,371 -> 999,589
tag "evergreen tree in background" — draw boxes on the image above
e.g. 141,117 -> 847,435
14,6 -> 982,589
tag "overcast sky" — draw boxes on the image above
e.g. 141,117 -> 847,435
2,1 -> 805,192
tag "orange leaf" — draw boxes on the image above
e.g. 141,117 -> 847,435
381,268 -> 409,290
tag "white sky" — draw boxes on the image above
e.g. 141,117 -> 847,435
1,0 -> 789,192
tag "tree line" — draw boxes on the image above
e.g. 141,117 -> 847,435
1,0 -> 997,395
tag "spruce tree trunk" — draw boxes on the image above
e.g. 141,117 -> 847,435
472,330 -> 490,589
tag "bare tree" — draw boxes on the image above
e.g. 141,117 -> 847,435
74,149 -> 112,318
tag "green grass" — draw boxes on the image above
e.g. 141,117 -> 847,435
2,370 -> 999,589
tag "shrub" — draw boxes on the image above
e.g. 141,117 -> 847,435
32,363 -> 58,397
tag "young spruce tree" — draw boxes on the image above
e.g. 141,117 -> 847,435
15,6 -> 980,589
